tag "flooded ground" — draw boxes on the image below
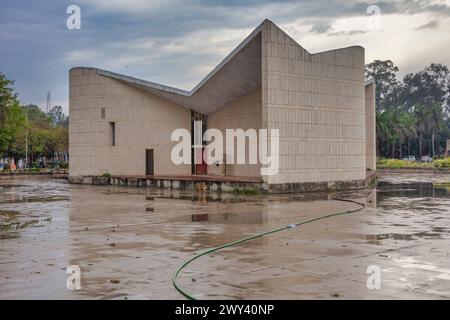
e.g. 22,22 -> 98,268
0,173 -> 449,299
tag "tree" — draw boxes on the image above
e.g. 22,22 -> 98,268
376,110 -> 397,157
0,74 -> 70,162
403,63 -> 449,113
404,64 -> 449,157
365,60 -> 400,112
0,72 -> 18,125
367,60 -> 450,159
414,103 -> 433,158
0,73 -> 25,155
429,103 -> 445,157
48,105 -> 68,128
23,104 -> 51,128
395,111 -> 416,159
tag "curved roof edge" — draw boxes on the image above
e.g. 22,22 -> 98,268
72,20 -> 267,99
97,68 -> 190,96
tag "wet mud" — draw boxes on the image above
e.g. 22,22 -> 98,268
0,174 -> 449,299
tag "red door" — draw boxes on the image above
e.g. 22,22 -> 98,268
195,148 -> 207,174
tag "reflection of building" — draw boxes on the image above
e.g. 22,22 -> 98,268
69,20 -> 376,192
366,190 -> 377,209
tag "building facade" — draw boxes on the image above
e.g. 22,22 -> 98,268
69,20 -> 376,192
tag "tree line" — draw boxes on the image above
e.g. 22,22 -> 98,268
366,60 -> 450,159
0,73 -> 68,163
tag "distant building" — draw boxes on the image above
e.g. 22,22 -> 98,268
69,20 -> 376,192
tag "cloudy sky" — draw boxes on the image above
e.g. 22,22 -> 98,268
1,0 -> 450,113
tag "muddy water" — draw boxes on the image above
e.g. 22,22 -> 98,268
0,174 -> 449,299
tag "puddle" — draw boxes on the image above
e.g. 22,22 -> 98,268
366,231 -> 442,243
0,175 -> 449,299
0,196 -> 69,204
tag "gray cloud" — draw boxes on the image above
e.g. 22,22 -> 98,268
414,19 -> 439,30
352,0 -> 450,16
309,23 -> 332,34
328,30 -> 367,36
1,0 -> 450,112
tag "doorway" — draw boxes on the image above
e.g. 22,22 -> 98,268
146,149 -> 154,176
195,148 -> 207,175
191,111 -> 208,175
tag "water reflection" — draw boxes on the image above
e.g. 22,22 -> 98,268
377,181 -> 449,198
1,175 -> 450,299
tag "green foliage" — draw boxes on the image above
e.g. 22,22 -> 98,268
365,60 -> 400,112
0,73 -> 69,160
48,105 -> 68,128
433,182 -> 450,188
0,72 -> 18,123
59,161 -> 69,169
433,157 -> 450,168
0,73 -> 25,155
23,104 -> 51,127
377,157 -> 450,169
367,60 -> 450,159
376,159 -> 433,169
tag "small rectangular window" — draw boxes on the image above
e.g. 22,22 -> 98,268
101,108 -> 105,119
109,122 -> 115,146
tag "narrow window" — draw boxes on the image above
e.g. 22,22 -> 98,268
109,122 -> 115,146
101,108 -> 105,119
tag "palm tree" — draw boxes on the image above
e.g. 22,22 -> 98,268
429,103 -> 445,157
415,103 -> 445,158
414,104 -> 432,158
376,110 -> 397,157
396,112 -> 416,159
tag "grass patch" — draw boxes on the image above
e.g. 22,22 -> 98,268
433,182 -> 450,188
378,157 -> 450,169
433,157 -> 450,168
0,210 -> 21,218
377,159 -> 434,169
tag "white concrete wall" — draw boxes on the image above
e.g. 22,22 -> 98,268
69,68 -> 191,177
207,87 -> 262,177
261,20 -> 367,184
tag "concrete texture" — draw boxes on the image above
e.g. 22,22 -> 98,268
261,21 -> 367,185
69,19 -> 376,188
207,87 -> 262,177
69,68 -> 191,177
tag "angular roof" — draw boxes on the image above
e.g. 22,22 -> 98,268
77,20 -> 368,115
94,21 -> 264,115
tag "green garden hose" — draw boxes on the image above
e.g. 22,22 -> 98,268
173,192 -> 368,300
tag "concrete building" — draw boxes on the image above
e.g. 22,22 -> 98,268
69,20 -> 376,192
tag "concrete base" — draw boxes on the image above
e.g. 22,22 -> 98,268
69,171 -> 376,194
265,171 -> 376,193
0,171 -> 68,180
